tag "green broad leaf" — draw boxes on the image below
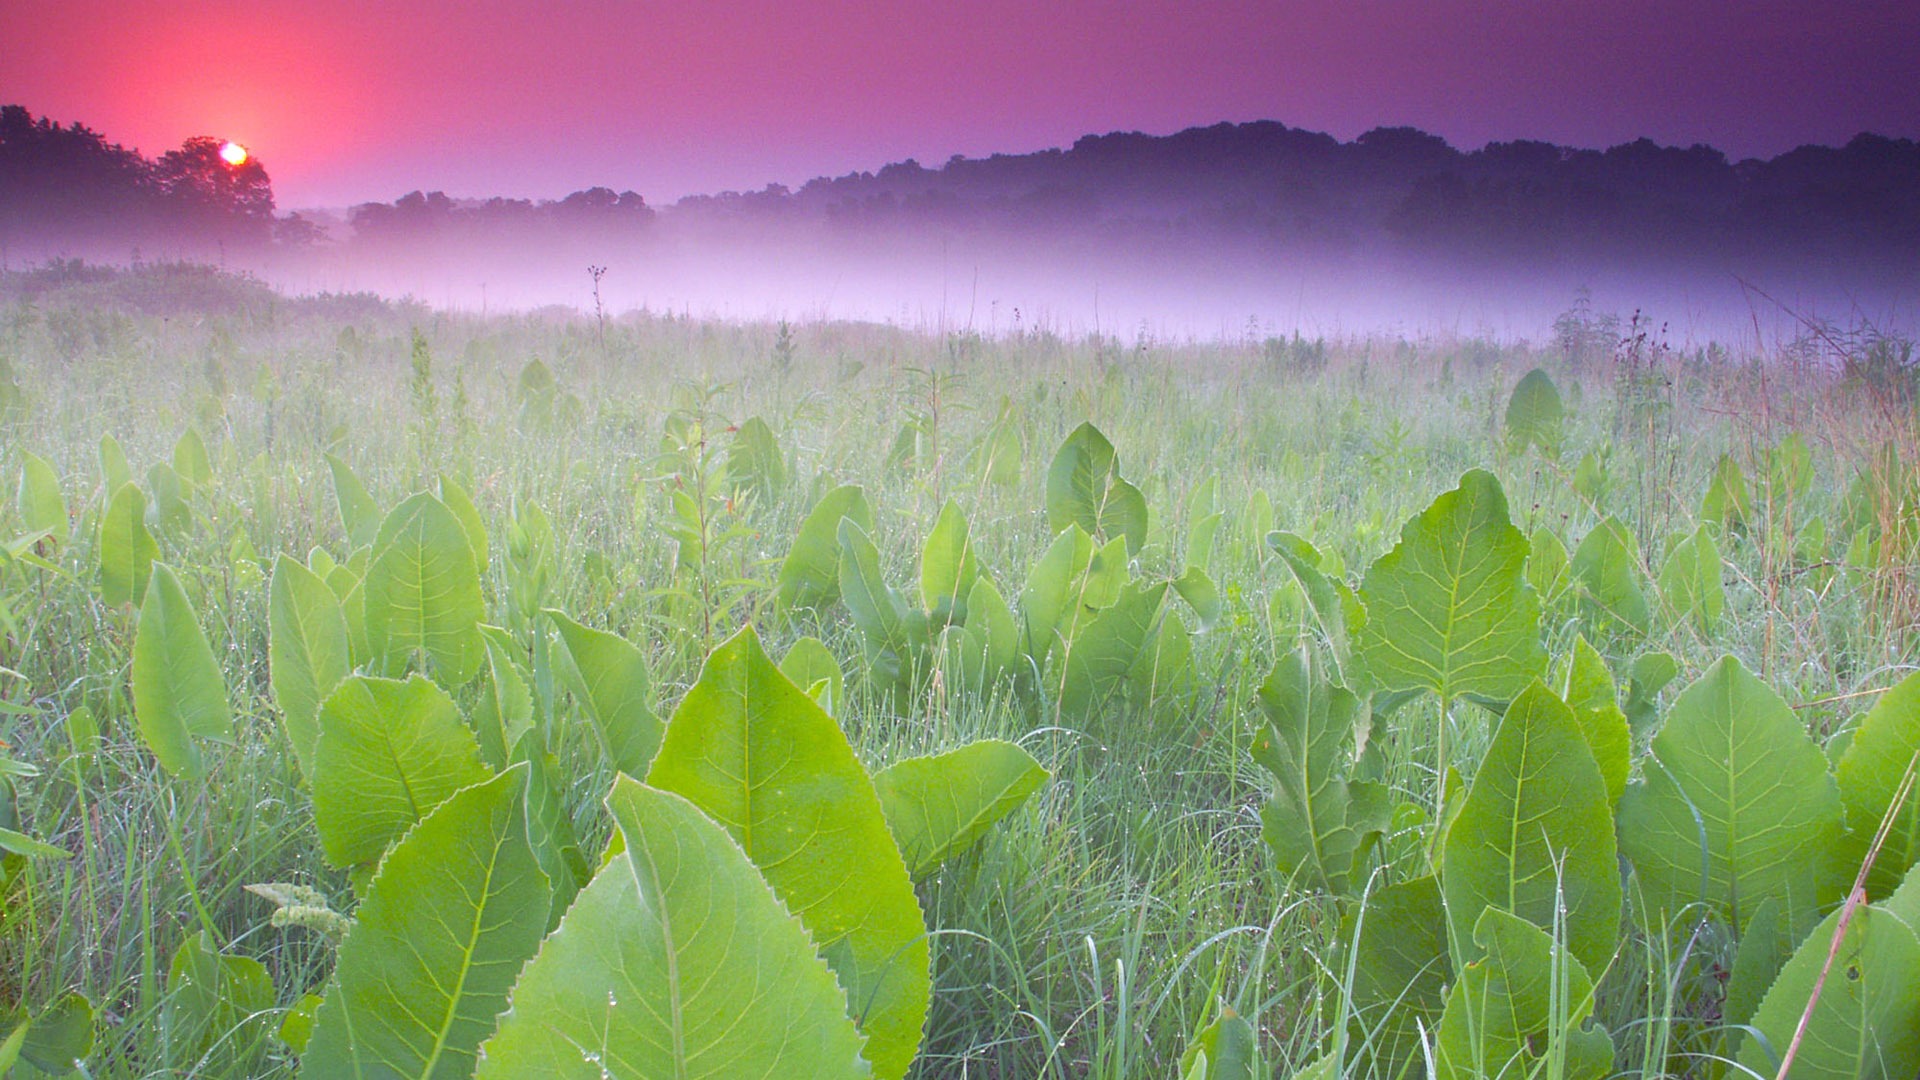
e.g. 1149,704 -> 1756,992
1722,896 -> 1790,1039
1056,581 -> 1166,719
0,825 -> 69,860
268,555 -> 351,780
474,778 -> 871,1080
302,767 -> 551,1080
172,428 -> 212,487
327,452 -> 382,549
1658,526 -> 1724,633
727,415 -> 787,500
1528,526 -> 1571,605
132,563 -> 232,780
20,992 -> 94,1074
1178,1010 -> 1258,1080
1184,476 -> 1221,571
15,451 -> 66,545
514,729 -> 589,923
475,625 -> 534,771
1251,649 -> 1390,896
839,518 -> 923,684
99,482 -> 157,607
1617,656 -> 1846,931
278,994 -> 322,1054
1623,652 -> 1678,733
98,433 -> 131,497
1504,368 -> 1565,457
165,931 -> 275,1078
145,461 -> 191,534
1268,531 -> 1354,682
1700,453 -> 1754,532
1045,421 -> 1148,554
1172,565 -> 1223,631
1443,682 -> 1622,975
1434,908 -> 1613,1080
310,675 -> 491,871
1766,432 -> 1814,506
1834,670 -> 1920,898
1570,516 -> 1651,637
776,484 -> 872,610
781,636 -> 846,716
1356,469 -> 1546,703
363,492 -> 487,687
1552,636 -> 1631,805
1738,901 -> 1920,1080
437,474 -> 488,571
919,499 -> 979,627
647,626 -> 930,1079
952,576 -> 1019,693
1019,525 -> 1096,666
1345,875 -> 1450,1076
872,739 -> 1048,878
1127,608 -> 1197,707
546,609 -> 663,778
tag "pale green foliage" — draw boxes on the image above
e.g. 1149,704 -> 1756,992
268,555 -> 351,780
546,609 -> 662,777
15,451 -> 66,545
646,626 -> 930,1079
1570,516 -> 1651,636
1434,909 -> 1612,1080
326,453 -> 382,550
776,484 -> 872,609
873,739 -> 1048,878
1345,875 -> 1450,1074
1739,897 -> 1920,1080
132,563 -> 231,779
1251,649 -> 1389,895
1835,671 -> 1920,897
1046,421 -> 1148,554
1658,525 -> 1724,633
98,481 -> 156,606
1177,1010 -> 1259,1080
727,415 -> 787,501
1551,637 -> 1631,804
1504,368 -> 1565,457
1356,469 -> 1545,703
476,777 -> 871,1079
363,492 -> 488,686
165,932 -> 275,1078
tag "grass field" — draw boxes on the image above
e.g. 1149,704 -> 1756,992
2,261 -> 1918,1078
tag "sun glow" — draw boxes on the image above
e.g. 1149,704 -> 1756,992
219,141 -> 248,166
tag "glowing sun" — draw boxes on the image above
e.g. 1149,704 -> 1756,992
219,141 -> 249,166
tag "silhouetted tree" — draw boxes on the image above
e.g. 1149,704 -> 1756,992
155,136 -> 274,237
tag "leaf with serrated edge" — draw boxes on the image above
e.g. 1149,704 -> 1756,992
476,777 -> 871,1079
363,493 -> 487,686
646,626 -> 928,1079
873,740 -> 1048,878
547,610 -> 662,777
1835,670 -> 1920,898
302,767 -> 549,1080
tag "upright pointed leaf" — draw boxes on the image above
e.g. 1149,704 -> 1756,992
475,779 -> 870,1079
839,518 -> 922,684
546,610 -> 662,777
269,555 -> 351,780
310,675 -> 491,870
475,625 -> 534,770
776,484 -> 872,609
1658,526 -> 1724,633
728,415 -> 787,501
1178,1010 -> 1258,1080
133,564 -> 232,779
1046,421 -> 1148,554
1738,901 -> 1920,1080
919,499 -> 979,626
363,493 -> 487,686
1268,531 -> 1353,681
98,433 -> 131,496
1617,656 -> 1845,930
1057,582 -> 1165,719
15,451 -> 66,545
873,740 -> 1048,878
1443,683 -> 1622,975
437,474 -> 488,571
1835,670 -> 1920,897
173,428 -> 212,487
1504,368 -> 1564,457
1553,636 -> 1631,805
327,452 -> 382,549
1346,875 -> 1451,1075
99,482 -> 157,607
781,636 -> 846,716
1357,470 -> 1545,703
1435,909 -> 1612,1080
646,627 -> 929,1079
1571,517 -> 1651,637
1251,649 -> 1389,895
302,767 -> 550,1080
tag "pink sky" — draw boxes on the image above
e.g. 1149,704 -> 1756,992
9,0 -> 1919,208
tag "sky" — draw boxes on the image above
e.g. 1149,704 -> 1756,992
8,0 -> 1920,209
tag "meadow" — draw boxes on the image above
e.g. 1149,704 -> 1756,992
2,261 -> 1918,1078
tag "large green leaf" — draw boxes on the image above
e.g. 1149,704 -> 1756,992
1045,421 -> 1148,554
781,636 -> 846,715
363,493 -> 487,686
172,428 -> 212,488
302,767 -> 550,1080
546,610 -> 662,777
310,675 -> 491,871
18,993 -> 93,1074
269,554 -> 351,780
1834,670 -> 1920,898
1178,1010 -> 1259,1080
97,433 -> 131,497
1570,517 -> 1651,637
1356,469 -> 1545,703
1504,368 -> 1565,458
728,415 -> 787,501
1617,656 -> 1845,930
15,451 -> 66,545
919,498 -> 979,627
475,778 -> 871,1079
1345,875 -> 1450,1076
1552,636 -> 1631,805
1019,525 -> 1095,665
775,484 -> 872,609
132,564 -> 232,779
1701,453 -> 1753,533
646,627 -> 929,1079
474,625 -> 534,770
873,739 -> 1048,878
839,518 -> 925,685
1434,908 -> 1613,1080
328,452 -> 383,549
1056,581 -> 1165,719
1268,531 -> 1354,682
949,576 -> 1019,694
1658,525 -> 1724,633
437,474 -> 488,571
99,482 -> 157,607
165,931 -> 275,1078
1443,682 -> 1622,975
1251,649 -> 1389,895
1738,901 -> 1920,1080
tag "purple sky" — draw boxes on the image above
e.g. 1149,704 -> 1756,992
10,0 -> 1919,208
